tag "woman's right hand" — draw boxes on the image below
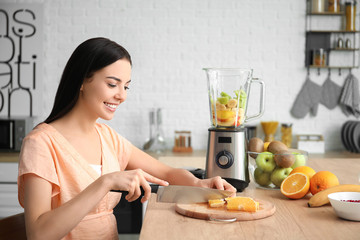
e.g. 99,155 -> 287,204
104,169 -> 169,203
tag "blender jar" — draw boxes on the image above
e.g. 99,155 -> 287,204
204,68 -> 265,128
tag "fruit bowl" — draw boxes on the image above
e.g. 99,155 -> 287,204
248,149 -> 308,190
328,192 -> 360,221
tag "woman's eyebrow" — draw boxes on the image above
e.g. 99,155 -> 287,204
106,76 -> 131,83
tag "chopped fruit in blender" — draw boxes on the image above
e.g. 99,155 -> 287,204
216,102 -> 227,110
226,99 -> 237,108
211,90 -> 247,127
216,110 -> 235,121
217,97 -> 229,105
220,91 -> 232,99
234,89 -> 247,109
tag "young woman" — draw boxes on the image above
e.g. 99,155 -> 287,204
18,37 -> 236,240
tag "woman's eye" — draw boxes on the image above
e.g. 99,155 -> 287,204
108,83 -> 116,88
124,86 -> 130,90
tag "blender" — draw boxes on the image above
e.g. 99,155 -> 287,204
204,68 -> 265,192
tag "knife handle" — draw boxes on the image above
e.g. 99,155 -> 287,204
110,184 -> 159,195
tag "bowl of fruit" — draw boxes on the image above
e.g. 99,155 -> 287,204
248,138 -> 308,189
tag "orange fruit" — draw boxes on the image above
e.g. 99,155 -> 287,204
280,172 -> 310,199
225,197 -> 259,212
290,166 -> 316,180
208,199 -> 225,208
310,171 -> 339,195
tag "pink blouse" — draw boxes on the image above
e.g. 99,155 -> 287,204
18,123 -> 133,239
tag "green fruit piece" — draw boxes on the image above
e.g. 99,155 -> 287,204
270,167 -> 293,187
217,97 -> 229,105
255,152 -> 276,173
291,152 -> 307,169
254,167 -> 271,187
220,91 -> 232,99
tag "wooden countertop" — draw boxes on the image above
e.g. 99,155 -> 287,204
140,157 -> 360,240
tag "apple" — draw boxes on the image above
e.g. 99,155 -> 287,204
291,152 -> 307,169
254,167 -> 271,187
270,167 -> 293,187
255,152 -> 276,173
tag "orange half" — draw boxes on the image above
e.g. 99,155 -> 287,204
225,197 -> 259,212
280,172 -> 310,199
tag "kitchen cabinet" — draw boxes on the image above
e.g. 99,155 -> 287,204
0,162 -> 23,219
305,0 -> 359,71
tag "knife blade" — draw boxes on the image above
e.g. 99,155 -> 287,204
111,185 -> 234,204
156,185 -> 234,204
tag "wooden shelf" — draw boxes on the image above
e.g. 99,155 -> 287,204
331,48 -> 359,51
307,30 -> 360,33
307,12 -> 344,16
308,65 -> 358,69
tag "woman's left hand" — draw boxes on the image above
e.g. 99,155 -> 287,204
198,176 -> 237,193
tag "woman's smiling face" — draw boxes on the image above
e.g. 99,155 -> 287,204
79,59 -> 132,120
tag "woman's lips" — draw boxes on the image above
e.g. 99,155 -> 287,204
104,102 -> 118,112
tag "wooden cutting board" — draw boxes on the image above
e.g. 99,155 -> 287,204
175,198 -> 276,221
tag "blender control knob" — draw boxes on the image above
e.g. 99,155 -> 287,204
215,150 -> 234,169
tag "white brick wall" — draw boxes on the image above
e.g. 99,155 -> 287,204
2,0 -> 359,151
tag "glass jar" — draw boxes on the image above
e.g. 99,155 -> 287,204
345,1 -> 357,31
281,123 -> 292,148
313,48 -> 326,66
312,0 -> 325,13
329,0 -> 340,13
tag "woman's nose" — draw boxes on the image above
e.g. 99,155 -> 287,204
115,87 -> 127,102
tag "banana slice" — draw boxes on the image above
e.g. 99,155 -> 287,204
217,104 -> 227,110
226,99 -> 237,108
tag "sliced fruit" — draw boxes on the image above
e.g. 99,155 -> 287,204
208,199 -> 226,208
225,196 -> 259,212
216,110 -> 235,122
217,97 -> 229,105
280,172 -> 310,199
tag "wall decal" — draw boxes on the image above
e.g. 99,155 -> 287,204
0,3 -> 43,117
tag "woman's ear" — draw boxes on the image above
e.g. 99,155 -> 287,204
80,84 -> 84,91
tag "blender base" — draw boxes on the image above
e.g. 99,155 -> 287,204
223,178 -> 249,192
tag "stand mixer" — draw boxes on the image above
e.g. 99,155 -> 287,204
204,68 -> 265,192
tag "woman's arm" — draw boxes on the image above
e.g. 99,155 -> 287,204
126,146 -> 237,192
23,169 -> 168,240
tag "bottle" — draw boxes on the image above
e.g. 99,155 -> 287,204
345,0 -> 357,32
312,0 -> 325,13
281,123 -> 292,148
329,0 -> 340,13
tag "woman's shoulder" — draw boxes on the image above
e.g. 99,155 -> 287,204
24,123 -> 57,142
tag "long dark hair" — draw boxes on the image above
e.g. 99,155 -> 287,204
44,37 -> 132,123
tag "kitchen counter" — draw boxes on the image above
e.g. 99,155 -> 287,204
139,156 -> 360,240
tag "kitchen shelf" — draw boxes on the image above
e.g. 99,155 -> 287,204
331,48 -> 359,51
309,65 -> 358,69
307,11 -> 344,16
305,0 -> 359,71
307,30 -> 360,33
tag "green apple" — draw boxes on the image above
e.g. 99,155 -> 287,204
255,152 -> 276,173
254,167 -> 271,187
270,167 -> 293,187
291,152 -> 306,169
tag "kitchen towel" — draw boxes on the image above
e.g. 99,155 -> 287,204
339,73 -> 360,118
291,77 -> 322,118
320,76 -> 342,109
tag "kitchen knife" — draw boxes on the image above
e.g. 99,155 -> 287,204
111,185 -> 234,204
